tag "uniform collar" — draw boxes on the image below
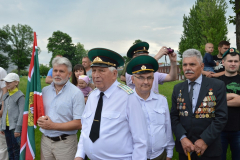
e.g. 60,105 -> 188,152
96,80 -> 119,98
187,74 -> 202,85
134,88 -> 158,101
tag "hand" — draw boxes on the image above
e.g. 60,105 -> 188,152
205,72 -> 214,78
194,139 -> 208,156
166,157 -> 171,160
169,52 -> 177,62
37,115 -> 54,130
154,46 -> 169,60
74,157 -> 83,160
0,131 -> 4,135
227,93 -> 239,100
14,132 -> 21,137
180,137 -> 195,156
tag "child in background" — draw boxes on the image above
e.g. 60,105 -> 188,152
203,43 -> 219,72
78,75 -> 92,103
71,64 -> 86,86
0,73 -> 25,160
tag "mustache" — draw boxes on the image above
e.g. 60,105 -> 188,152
53,76 -> 62,80
185,70 -> 194,74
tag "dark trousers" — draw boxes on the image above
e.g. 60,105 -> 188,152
179,153 -> 221,160
3,127 -> 21,160
221,131 -> 240,160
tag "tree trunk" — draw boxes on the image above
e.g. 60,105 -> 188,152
236,0 -> 240,49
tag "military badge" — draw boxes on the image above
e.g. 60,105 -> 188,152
209,88 -> 213,95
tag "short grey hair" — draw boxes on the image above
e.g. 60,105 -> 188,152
108,66 -> 117,72
52,57 -> 72,72
182,49 -> 203,64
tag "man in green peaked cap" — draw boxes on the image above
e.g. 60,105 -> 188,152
121,41 -> 177,93
75,48 -> 148,160
217,47 -> 240,160
127,55 -> 175,160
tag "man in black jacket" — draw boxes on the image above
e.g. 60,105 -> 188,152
170,49 -> 228,160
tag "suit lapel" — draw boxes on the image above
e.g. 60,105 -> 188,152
195,76 -> 209,113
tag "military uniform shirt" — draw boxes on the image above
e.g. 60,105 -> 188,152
134,89 -> 174,159
75,80 -> 148,160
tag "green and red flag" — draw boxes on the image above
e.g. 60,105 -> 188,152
20,32 -> 45,160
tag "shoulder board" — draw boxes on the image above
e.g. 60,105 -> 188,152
117,84 -> 134,95
88,88 -> 98,96
154,91 -> 167,99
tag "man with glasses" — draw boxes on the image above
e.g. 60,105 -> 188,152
127,55 -> 174,160
122,42 -> 177,93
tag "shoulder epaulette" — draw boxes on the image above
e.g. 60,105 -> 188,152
154,91 -> 167,99
88,88 -> 98,96
117,84 -> 134,94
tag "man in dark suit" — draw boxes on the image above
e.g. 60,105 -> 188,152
170,49 -> 228,160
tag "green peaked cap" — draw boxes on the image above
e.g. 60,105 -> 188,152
126,55 -> 158,75
127,42 -> 149,58
88,48 -> 124,68
222,47 -> 240,59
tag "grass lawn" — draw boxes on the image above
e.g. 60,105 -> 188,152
17,77 -> 231,160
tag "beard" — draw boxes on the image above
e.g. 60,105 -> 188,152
53,76 -> 69,86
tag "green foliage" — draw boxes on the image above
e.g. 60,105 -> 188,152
11,69 -> 28,76
47,30 -> 76,67
133,39 -> 143,44
74,42 -> 88,64
179,0 -> 229,60
228,0 -> 240,24
2,24 -> 34,75
123,56 -> 131,64
0,54 -> 9,69
39,64 -> 50,76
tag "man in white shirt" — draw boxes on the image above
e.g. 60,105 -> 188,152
75,48 -> 148,160
0,67 -> 8,160
127,55 -> 174,160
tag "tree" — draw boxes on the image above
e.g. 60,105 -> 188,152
2,24 -> 34,75
0,29 -> 10,69
179,0 -> 229,57
229,0 -> 240,49
74,42 -> 88,65
39,64 -> 50,76
47,30 -> 76,67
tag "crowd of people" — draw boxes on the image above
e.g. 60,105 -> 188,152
0,40 -> 239,160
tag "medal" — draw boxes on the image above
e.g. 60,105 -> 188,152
203,102 -> 207,106
202,114 -> 205,118
182,103 -> 186,110
195,114 -> 199,118
209,88 -> 213,95
206,114 -> 209,118
182,98 -> 184,102
179,90 -> 182,97
184,111 -> 188,116
198,108 -> 201,112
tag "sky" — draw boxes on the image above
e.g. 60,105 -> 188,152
0,0 -> 236,65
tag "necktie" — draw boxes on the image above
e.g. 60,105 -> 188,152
89,92 -> 104,142
189,82 -> 196,105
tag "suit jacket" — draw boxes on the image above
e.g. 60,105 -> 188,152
170,75 -> 227,157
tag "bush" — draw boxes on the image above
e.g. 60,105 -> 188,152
11,69 -> 28,76
39,64 -> 50,76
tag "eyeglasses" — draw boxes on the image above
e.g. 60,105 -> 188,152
134,75 -> 154,82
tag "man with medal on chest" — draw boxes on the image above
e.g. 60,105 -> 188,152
170,49 -> 228,160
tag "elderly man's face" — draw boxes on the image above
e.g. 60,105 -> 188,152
92,67 -> 117,92
52,64 -> 71,86
182,57 -> 204,82
82,57 -> 91,69
132,72 -> 154,94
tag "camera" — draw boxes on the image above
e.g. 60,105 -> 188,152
167,48 -> 174,54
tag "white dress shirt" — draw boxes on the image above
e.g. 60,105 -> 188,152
75,80 -> 148,160
134,90 -> 175,159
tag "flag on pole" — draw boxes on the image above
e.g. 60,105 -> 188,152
20,32 -> 45,160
